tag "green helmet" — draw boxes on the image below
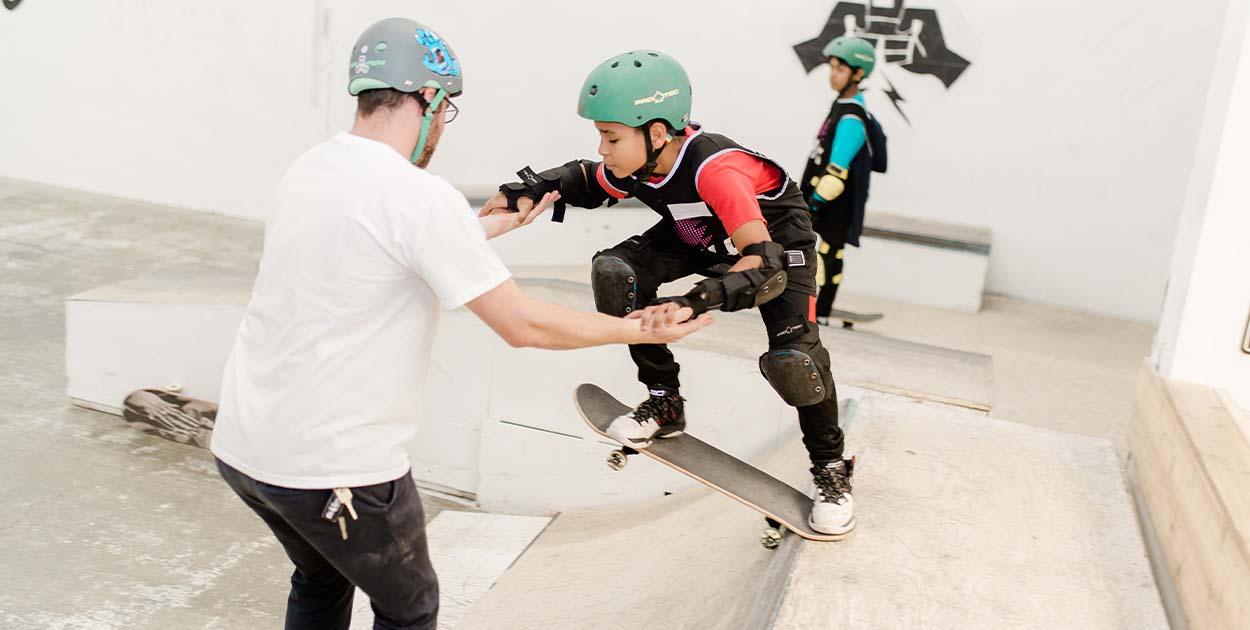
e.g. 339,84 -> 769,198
577,50 -> 691,130
347,18 -> 463,97
822,36 -> 876,79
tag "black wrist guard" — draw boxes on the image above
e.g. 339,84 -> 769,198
500,165 -> 566,222
653,242 -> 789,315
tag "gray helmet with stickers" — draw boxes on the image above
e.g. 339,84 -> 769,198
347,18 -> 462,163
347,18 -> 463,97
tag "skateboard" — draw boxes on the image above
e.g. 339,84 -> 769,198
121,388 -> 217,449
819,309 -> 883,330
574,383 -> 849,548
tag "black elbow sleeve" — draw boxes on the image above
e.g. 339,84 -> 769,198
499,159 -> 609,222
547,160 -> 609,209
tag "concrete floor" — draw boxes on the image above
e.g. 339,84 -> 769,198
1,177 -> 1163,628
0,179 -> 464,628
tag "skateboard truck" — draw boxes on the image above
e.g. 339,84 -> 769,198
605,444 -> 791,550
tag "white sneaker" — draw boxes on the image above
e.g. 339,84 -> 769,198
605,388 -> 685,448
809,459 -> 856,537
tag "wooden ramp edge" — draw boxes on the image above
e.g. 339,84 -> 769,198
1129,362 -> 1250,629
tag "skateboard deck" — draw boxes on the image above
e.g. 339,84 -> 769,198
574,383 -> 848,546
122,388 -> 217,449
822,308 -> 883,329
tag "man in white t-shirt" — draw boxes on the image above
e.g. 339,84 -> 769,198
210,18 -> 710,630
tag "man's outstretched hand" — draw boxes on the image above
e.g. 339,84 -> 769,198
478,189 -> 534,217
478,191 -> 559,239
626,302 -> 714,344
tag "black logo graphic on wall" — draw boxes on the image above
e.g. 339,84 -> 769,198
4,0 -> 24,10
795,0 -> 970,123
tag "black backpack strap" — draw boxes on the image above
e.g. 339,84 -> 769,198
838,101 -> 887,174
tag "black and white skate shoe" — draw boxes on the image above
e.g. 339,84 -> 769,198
605,387 -> 686,448
809,458 -> 856,537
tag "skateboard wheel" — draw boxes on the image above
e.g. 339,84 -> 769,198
761,528 -> 783,549
166,383 -> 183,393
606,450 -> 629,471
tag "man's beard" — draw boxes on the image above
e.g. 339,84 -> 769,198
413,147 -> 436,168
413,127 -> 442,168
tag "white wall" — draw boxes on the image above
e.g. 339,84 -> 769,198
1152,0 -> 1250,410
0,0 -> 1228,321
0,1 -> 332,217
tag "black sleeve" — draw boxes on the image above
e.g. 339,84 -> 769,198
547,159 -> 613,209
500,159 -> 618,221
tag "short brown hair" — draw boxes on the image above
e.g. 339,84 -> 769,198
356,88 -> 422,118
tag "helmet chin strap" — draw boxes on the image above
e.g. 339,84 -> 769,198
833,62 -> 862,100
410,88 -> 449,164
627,124 -> 672,195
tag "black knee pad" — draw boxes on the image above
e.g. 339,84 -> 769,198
591,255 -> 639,315
758,348 -> 828,407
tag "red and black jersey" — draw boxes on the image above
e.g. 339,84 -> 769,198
594,124 -> 813,254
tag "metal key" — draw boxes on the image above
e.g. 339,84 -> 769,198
332,488 -> 358,521
338,516 -> 348,540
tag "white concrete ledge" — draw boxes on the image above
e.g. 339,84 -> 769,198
65,269 -> 992,514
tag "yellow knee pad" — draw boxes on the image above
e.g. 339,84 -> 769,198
810,164 -> 848,201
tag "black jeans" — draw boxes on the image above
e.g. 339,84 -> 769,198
593,223 -> 845,465
216,459 -> 439,630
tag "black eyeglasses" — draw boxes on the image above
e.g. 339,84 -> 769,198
414,93 -> 458,124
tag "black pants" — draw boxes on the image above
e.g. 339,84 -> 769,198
593,223 -> 844,465
815,237 -> 846,318
216,459 -> 439,630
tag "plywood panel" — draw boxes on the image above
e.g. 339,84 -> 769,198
1130,363 -> 1250,629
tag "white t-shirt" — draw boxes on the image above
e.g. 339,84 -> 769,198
211,132 -> 510,489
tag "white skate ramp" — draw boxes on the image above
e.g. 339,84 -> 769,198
456,438 -> 817,630
458,393 -> 1167,630
774,394 -> 1168,629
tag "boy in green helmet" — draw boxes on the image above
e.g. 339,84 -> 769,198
800,36 -> 883,324
484,50 -> 856,536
